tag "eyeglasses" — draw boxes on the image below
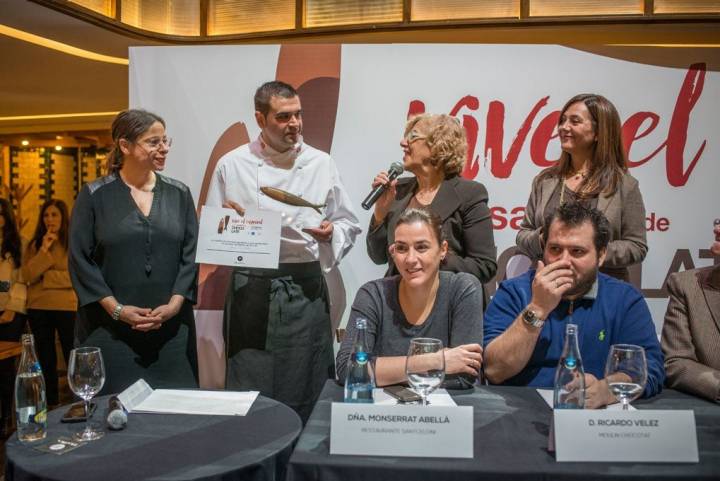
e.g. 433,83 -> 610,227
404,130 -> 426,144
140,137 -> 173,151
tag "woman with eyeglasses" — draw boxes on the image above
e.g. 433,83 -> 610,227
69,109 -> 199,394
338,208 -> 483,387
0,198 -> 27,436
22,199 -> 76,407
367,114 -> 497,305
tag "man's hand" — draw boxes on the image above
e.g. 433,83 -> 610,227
444,344 -> 483,377
222,200 -> 245,216
584,373 -> 617,409
303,220 -> 333,243
528,260 -> 574,319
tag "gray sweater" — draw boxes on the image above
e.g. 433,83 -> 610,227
336,271 -> 483,382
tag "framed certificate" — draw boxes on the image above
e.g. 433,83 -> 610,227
195,206 -> 281,269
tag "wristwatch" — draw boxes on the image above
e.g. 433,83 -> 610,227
521,307 -> 545,328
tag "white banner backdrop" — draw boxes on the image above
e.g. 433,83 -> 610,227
130,44 -> 717,388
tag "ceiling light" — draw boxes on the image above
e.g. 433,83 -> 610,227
55,145 -> 63,151
0,24 -> 128,65
21,140 -> 29,146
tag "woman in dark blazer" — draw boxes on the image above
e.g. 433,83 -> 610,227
367,113 -> 496,301
516,93 -> 647,282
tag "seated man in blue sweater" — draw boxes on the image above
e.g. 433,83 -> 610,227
484,202 -> 664,408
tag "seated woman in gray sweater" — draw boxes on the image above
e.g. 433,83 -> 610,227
336,208 -> 484,387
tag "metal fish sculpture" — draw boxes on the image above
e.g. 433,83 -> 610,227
260,187 -> 326,215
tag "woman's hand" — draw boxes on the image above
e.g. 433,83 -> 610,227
444,343 -> 483,376
371,171 -> 397,224
41,232 -> 58,253
0,310 -> 16,324
118,305 -> 162,332
149,295 -> 184,325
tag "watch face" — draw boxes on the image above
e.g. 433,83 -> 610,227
523,309 -> 542,327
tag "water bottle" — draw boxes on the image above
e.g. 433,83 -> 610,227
553,323 -> 585,409
344,318 -> 375,403
15,333 -> 47,443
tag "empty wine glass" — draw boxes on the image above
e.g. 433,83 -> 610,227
604,344 -> 647,410
67,347 -> 106,441
405,338 -> 445,406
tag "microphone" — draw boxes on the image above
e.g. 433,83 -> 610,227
361,162 -> 404,210
106,396 -> 128,430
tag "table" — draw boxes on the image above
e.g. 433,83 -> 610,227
6,394 -> 302,481
288,381 -> 720,481
0,341 -> 22,360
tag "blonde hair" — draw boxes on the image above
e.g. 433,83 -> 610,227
405,114 -> 466,178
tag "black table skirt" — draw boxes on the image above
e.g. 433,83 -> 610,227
288,381 -> 720,481
6,394 -> 302,481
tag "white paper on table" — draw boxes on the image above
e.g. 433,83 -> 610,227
372,388 -> 457,406
536,388 -> 636,411
131,390 -> 260,416
118,380 -> 259,416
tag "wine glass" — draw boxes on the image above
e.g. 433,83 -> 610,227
405,338 -> 445,406
604,344 -> 647,410
67,347 -> 106,441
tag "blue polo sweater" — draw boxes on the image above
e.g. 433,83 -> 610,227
484,271 -> 664,397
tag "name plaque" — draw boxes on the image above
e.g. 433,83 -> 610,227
330,403 -> 473,458
554,410 -> 698,463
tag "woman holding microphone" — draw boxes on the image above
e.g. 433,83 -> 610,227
367,113 -> 496,302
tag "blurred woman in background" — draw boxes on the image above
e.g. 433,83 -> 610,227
22,199 -> 76,407
0,198 -> 26,435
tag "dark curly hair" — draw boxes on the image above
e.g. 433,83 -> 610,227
543,202 -> 610,254
0,199 -> 22,267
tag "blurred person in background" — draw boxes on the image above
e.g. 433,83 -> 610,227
22,199 -> 76,408
0,198 -> 26,435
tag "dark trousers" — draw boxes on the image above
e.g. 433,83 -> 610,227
224,262 -> 334,424
0,312 -> 26,426
27,309 -> 75,406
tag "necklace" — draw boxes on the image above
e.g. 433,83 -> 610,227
569,169 -> 588,181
